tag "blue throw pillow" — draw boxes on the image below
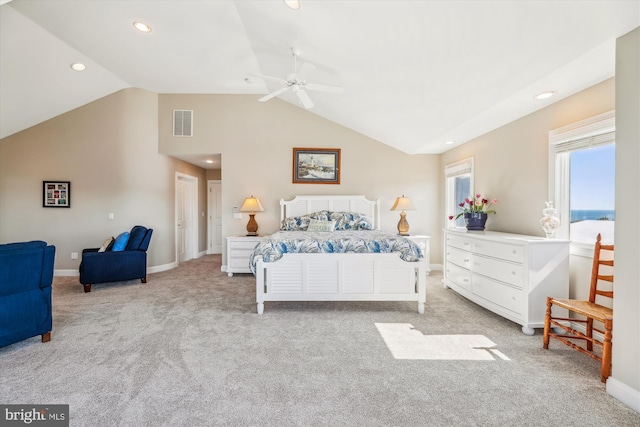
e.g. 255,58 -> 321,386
112,232 -> 130,251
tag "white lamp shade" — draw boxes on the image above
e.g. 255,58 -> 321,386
390,196 -> 416,211
240,196 -> 265,213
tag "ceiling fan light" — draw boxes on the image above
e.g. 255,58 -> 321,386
284,0 -> 300,10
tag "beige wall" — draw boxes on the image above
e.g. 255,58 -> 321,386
440,78 -> 615,238
0,88 -> 207,270
158,95 -> 442,263
613,26 -> 640,396
440,78 -> 615,300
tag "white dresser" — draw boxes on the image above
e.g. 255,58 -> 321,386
226,235 -> 264,276
443,230 -> 569,335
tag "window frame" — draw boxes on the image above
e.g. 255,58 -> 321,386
444,157 -> 474,230
548,110 -> 615,257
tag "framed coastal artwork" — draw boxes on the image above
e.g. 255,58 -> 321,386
292,148 -> 341,184
43,181 -> 70,208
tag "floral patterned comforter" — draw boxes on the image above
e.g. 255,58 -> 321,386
249,230 -> 423,274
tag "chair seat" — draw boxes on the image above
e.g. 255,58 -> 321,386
549,298 -> 612,322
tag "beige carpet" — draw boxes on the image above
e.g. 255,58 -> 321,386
1,255 -> 638,426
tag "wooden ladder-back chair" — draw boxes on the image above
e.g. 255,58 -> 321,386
543,233 -> 614,382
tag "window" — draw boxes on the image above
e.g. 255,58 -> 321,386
445,158 -> 473,229
549,111 -> 615,253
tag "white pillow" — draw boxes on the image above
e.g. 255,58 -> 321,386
306,219 -> 336,232
98,236 -> 114,252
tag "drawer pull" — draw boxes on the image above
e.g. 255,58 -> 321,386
464,258 -> 470,262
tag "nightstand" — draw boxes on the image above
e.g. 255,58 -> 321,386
404,235 -> 431,273
226,235 -> 264,277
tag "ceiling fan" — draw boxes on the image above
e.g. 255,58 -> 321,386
248,47 -> 343,109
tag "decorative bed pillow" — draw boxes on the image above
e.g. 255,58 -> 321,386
280,215 -> 311,231
330,212 -> 375,230
280,211 -> 331,231
112,232 -> 130,252
98,237 -> 114,252
307,219 -> 336,232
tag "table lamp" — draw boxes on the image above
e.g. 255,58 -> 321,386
240,195 -> 265,236
390,195 -> 416,236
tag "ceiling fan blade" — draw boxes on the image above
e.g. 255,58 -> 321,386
259,86 -> 290,102
298,61 -> 316,77
305,83 -> 344,94
296,89 -> 314,109
248,73 -> 287,85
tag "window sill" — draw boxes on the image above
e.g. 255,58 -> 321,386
570,241 -> 596,258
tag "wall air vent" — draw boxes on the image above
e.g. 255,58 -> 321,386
173,110 -> 193,137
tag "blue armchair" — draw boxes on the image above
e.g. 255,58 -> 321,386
0,240 -> 55,348
79,225 -> 153,292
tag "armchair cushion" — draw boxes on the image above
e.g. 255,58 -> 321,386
0,242 -> 55,348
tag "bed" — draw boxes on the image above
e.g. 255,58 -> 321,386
251,195 -> 428,314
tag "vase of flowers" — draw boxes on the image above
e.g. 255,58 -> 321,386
449,194 -> 497,231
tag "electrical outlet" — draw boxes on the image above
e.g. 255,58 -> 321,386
71,252 -> 78,260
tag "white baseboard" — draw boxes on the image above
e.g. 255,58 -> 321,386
55,261 -> 178,277
221,264 -> 227,273
148,261 -> 177,274
55,269 -> 79,277
607,377 -> 640,414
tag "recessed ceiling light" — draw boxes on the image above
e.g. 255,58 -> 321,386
133,21 -> 151,33
534,91 -> 556,100
205,160 -> 214,164
284,0 -> 300,10
444,140 -> 455,145
70,63 -> 86,71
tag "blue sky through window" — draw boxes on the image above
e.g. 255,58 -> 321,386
570,144 -> 615,211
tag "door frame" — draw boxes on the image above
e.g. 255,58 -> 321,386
175,172 -> 199,264
207,179 -> 222,254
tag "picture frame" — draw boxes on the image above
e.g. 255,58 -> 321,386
292,148 -> 341,184
43,181 -> 70,208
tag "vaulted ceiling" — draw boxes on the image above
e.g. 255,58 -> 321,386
1,0 -> 638,155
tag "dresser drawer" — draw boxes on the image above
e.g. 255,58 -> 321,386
445,245 -> 471,270
445,234 -> 472,251
471,239 -> 524,263
229,240 -> 261,251
229,247 -> 256,257
229,258 -> 251,268
472,255 -> 523,288
472,274 -> 523,315
445,261 -> 472,292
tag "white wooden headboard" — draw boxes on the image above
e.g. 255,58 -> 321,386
280,195 -> 381,230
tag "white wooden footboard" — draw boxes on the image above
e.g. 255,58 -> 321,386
255,253 -> 427,314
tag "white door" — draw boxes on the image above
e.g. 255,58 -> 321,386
208,180 -> 222,254
176,173 -> 197,263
